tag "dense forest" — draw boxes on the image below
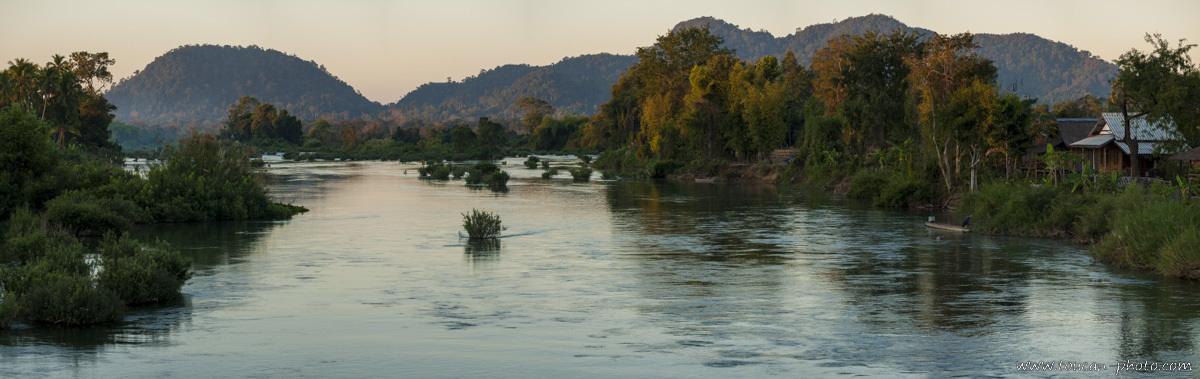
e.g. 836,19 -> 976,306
105,45 -> 383,126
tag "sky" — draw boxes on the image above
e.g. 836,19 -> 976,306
3,0 -> 1198,104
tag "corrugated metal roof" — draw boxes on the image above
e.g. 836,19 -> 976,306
1100,113 -> 1186,141
1114,141 -> 1166,156
1071,134 -> 1114,148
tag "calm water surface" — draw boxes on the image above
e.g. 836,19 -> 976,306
2,158 -> 1199,377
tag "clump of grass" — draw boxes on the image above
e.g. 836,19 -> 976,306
462,209 -> 503,239
541,168 -> 560,179
570,167 -> 593,181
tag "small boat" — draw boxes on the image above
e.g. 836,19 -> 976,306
925,221 -> 970,232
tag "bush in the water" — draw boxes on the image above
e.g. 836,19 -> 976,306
570,167 -> 592,181
451,165 -> 467,179
0,210 -> 194,327
97,233 -> 193,305
462,208 -> 503,239
542,168 -> 560,179
541,160 -> 550,169
465,162 -> 509,190
418,161 -> 451,180
524,156 -> 540,169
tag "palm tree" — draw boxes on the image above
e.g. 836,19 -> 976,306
41,55 -> 84,147
6,58 -> 41,111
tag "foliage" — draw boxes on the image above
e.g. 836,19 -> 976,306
139,133 -> 307,222
418,161 -> 452,180
514,97 -> 555,133
541,168 -> 559,179
97,233 -> 192,305
1110,34 -> 1200,152
524,156 -> 540,169
222,96 -> 303,144
43,190 -> 149,236
1092,199 -> 1200,277
464,162 -> 509,190
960,183 -> 1083,238
570,167 -> 593,181
461,209 -> 503,239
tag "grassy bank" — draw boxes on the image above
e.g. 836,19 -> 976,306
961,182 -> 1200,279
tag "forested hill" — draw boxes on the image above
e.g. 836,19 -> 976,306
105,45 -> 383,125
386,53 -> 636,121
389,15 -> 1114,123
678,14 -> 1115,104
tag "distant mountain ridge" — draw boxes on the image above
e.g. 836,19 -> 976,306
392,14 -> 1114,122
106,45 -> 383,125
676,15 -> 1115,104
110,15 -> 1116,125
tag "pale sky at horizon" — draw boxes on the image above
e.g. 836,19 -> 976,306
3,0 -> 1198,104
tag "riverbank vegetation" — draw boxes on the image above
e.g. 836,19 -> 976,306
1,53 -> 307,327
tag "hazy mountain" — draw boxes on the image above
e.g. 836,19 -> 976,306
106,44 -> 383,125
110,15 -> 1115,125
386,53 -> 637,122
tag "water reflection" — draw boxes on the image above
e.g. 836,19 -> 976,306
127,220 -> 280,268
464,238 -> 501,267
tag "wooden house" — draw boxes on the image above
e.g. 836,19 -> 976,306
1068,113 -> 1189,176
1025,118 -> 1097,174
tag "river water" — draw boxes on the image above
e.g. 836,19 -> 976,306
2,158 -> 1198,377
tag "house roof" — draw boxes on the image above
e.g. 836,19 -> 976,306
1071,134 -> 1114,148
1099,113 -> 1186,142
1170,146 -> 1200,161
1115,141 -> 1167,156
1056,118 -> 1098,145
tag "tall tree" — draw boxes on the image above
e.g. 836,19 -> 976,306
513,97 -> 554,134
69,51 -> 116,95
1111,34 -> 1200,176
906,33 -> 998,192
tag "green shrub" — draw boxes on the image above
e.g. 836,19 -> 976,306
846,169 -> 889,199
570,167 -> 593,181
874,176 -> 935,208
600,170 -> 618,180
541,160 -> 550,169
419,161 -> 451,180
464,162 -> 508,190
20,273 -> 124,325
137,133 -> 306,222
462,209 -> 503,239
646,159 -> 681,178
451,165 -> 467,179
524,156 -> 540,169
542,168 -> 559,179
97,233 -> 192,305
0,291 -> 18,329
43,190 -> 150,236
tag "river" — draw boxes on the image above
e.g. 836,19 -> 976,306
2,158 -> 1198,377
